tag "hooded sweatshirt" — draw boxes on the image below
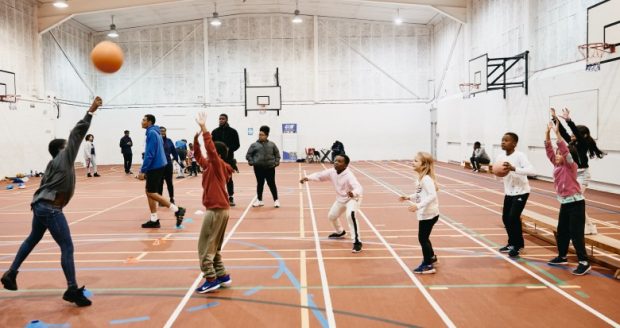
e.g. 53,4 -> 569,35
194,131 -> 234,209
545,139 -> 582,200
306,167 -> 363,203
141,125 -> 167,173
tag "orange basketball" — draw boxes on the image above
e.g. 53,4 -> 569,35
91,41 -> 124,73
492,163 -> 510,178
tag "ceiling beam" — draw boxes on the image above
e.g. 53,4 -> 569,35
38,0 -> 195,33
356,0 -> 466,8
430,5 -> 466,24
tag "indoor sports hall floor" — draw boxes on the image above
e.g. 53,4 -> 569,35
0,161 -> 619,327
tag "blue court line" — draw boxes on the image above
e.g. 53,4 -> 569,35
25,321 -> 70,328
233,240 -> 329,328
243,286 -> 263,296
186,302 -> 220,312
109,316 -> 150,325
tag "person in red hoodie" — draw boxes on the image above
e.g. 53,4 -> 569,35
544,121 -> 590,276
193,112 -> 235,293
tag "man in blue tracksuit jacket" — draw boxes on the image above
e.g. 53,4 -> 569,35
138,114 -> 186,228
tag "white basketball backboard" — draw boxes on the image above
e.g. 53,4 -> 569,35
245,86 -> 281,110
588,0 -> 620,64
469,54 -> 487,93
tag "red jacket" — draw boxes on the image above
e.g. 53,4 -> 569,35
545,139 -> 581,198
194,131 -> 234,209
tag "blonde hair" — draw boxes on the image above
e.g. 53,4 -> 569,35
415,152 -> 439,191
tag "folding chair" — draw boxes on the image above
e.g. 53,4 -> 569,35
305,148 -> 316,163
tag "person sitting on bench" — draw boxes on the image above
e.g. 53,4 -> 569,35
470,141 -> 490,172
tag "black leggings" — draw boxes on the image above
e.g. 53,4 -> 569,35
253,166 -> 278,201
556,200 -> 588,262
158,163 -> 174,199
418,215 -> 439,265
502,194 -> 529,249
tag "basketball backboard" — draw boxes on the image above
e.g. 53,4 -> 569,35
244,67 -> 282,116
587,0 -> 620,65
469,54 -> 488,94
0,70 -> 16,103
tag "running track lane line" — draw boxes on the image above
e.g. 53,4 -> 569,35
303,169 -> 337,328
163,195 -> 257,328
356,208 -> 456,327
354,163 -> 620,327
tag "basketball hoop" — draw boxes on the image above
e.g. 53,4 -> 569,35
259,104 -> 267,115
578,43 -> 616,71
0,94 -> 17,103
459,83 -> 480,99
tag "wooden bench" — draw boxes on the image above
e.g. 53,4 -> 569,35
521,209 -> 620,279
463,161 -> 493,173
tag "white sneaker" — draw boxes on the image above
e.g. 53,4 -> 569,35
274,200 -> 280,208
252,200 -> 264,207
584,222 -> 598,235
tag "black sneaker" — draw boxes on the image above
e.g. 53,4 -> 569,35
352,242 -> 362,253
141,220 -> 161,229
229,197 -> 236,207
430,255 -> 438,264
86,173 -> 92,177
175,207 -> 186,227
1,270 -> 18,291
547,256 -> 568,266
499,245 -> 512,253
508,247 -> 520,258
170,198 -> 175,204
572,262 -> 591,276
63,286 -> 92,307
93,173 -> 100,177
328,230 -> 346,239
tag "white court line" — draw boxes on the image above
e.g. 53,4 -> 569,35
355,162 -> 620,327
358,209 -> 456,326
163,195 -> 256,328
303,169 -> 337,328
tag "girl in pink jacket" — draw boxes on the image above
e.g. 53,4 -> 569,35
545,121 -> 590,276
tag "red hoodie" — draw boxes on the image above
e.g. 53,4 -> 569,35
545,139 -> 581,198
194,131 -> 234,209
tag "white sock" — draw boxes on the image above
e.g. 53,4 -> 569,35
150,213 -> 158,222
169,204 -> 179,213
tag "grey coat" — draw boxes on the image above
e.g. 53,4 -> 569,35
246,140 -> 281,168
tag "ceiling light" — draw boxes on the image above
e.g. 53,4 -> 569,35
107,16 -> 119,38
292,10 -> 303,24
53,0 -> 68,8
394,9 -> 403,25
211,3 -> 222,26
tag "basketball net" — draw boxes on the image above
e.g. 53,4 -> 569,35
578,43 -> 616,72
259,104 -> 267,115
458,83 -> 480,99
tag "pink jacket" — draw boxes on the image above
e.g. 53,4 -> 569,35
545,139 -> 581,197
306,167 -> 363,203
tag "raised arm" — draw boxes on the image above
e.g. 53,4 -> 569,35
63,97 -> 101,163
544,122 -> 555,163
551,108 -> 571,143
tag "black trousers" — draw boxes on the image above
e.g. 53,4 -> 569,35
227,178 -> 234,198
123,153 -> 133,173
556,200 -> 588,262
158,163 -> 174,200
419,215 -> 439,264
253,166 -> 278,201
502,194 -> 529,249
470,156 -> 490,170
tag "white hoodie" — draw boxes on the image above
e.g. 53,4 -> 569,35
306,167 -> 363,203
408,175 -> 439,221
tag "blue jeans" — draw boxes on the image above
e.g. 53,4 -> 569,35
10,201 -> 77,287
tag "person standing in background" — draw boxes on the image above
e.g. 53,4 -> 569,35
120,130 -> 133,175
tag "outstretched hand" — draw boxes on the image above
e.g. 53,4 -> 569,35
195,112 -> 207,127
550,107 -> 557,119
89,96 -> 102,113
299,177 -> 308,184
561,108 -> 571,120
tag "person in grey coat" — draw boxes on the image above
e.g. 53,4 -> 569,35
246,125 -> 281,208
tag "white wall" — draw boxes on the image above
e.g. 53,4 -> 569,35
433,0 -> 620,191
57,102 -> 429,166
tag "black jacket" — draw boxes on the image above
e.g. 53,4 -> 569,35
120,135 -> 133,154
557,119 -> 588,169
212,124 -> 240,161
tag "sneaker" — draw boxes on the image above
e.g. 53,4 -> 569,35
508,247 -> 520,258
63,286 -> 92,307
352,242 -> 363,253
499,245 -> 512,253
274,200 -> 280,208
93,173 -> 100,177
547,256 -> 568,266
195,279 -> 221,294
174,207 -> 186,227
86,173 -> 92,177
430,255 -> 438,265
128,171 -> 133,175
413,263 -> 436,274
584,222 -> 598,235
141,220 -> 160,229
1,270 -> 18,291
328,230 -> 346,239
170,198 -> 175,205
217,274 -> 232,287
252,200 -> 264,207
572,262 -> 591,276
229,197 -> 236,207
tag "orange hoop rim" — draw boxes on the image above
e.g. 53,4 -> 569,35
578,42 -> 616,53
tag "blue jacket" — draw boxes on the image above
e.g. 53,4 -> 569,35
141,125 -> 167,173
163,137 -> 179,165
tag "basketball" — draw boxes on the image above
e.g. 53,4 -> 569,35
90,41 -> 124,73
492,163 -> 510,177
